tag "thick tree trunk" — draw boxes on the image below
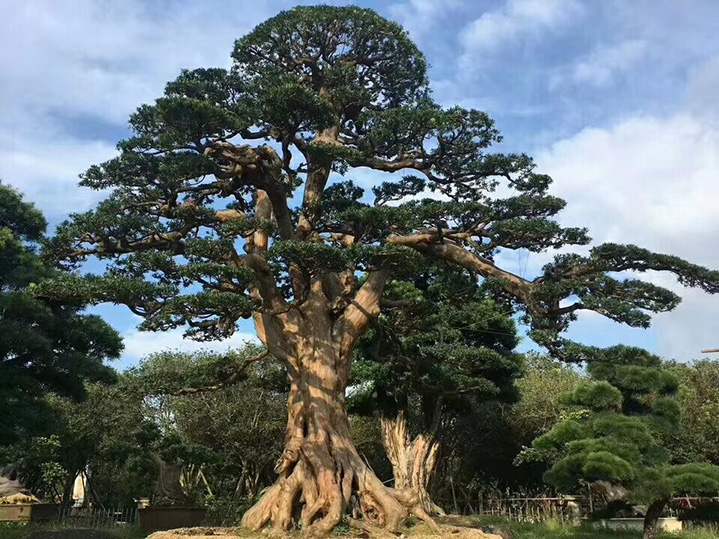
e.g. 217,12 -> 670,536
380,410 -> 446,516
243,297 -> 437,535
642,498 -> 668,539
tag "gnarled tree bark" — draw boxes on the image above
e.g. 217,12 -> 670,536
242,277 -> 438,535
380,412 -> 446,517
379,395 -> 446,517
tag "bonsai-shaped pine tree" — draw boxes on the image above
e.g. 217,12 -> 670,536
0,184 -> 121,450
527,346 -> 719,539
38,5 -> 719,533
351,265 -> 521,515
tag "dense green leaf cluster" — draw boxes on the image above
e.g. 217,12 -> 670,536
351,265 -> 522,428
233,6 -> 428,112
0,184 -> 122,448
526,346 -> 719,509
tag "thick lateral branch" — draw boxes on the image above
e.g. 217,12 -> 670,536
335,269 -> 389,357
73,223 -> 196,257
387,234 -> 532,299
208,142 -> 294,240
71,206 -> 249,259
350,155 -> 428,173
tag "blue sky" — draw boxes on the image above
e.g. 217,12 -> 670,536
2,0 -> 719,368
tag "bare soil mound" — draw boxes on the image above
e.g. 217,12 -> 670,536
146,523 -> 505,539
147,529 -> 248,539
28,530 -> 117,539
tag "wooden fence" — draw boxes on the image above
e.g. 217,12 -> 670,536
55,506 -> 138,528
435,491 -> 719,528
434,493 -> 585,523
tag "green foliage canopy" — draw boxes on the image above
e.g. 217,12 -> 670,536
527,346 -> 719,506
351,265 -> 522,427
0,184 -> 122,448
33,5 -> 719,359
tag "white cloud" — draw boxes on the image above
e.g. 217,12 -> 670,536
684,56 -> 719,125
0,0 -> 283,217
388,0 -> 464,44
655,286 -> 719,362
121,326 -> 259,364
459,0 -> 580,56
536,108 -> 719,361
539,114 -> 719,255
0,1 -> 270,126
0,133 -> 117,214
635,272 -> 719,361
568,39 -> 649,87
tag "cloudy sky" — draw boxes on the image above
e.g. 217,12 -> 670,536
2,0 -> 719,368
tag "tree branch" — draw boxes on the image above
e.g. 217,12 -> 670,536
171,350 -> 269,395
387,233 -> 532,300
207,142 -> 294,240
335,269 -> 390,358
240,253 -> 288,314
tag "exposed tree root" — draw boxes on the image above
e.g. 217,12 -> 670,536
241,428 -> 439,536
348,518 -> 398,539
243,276 -> 440,535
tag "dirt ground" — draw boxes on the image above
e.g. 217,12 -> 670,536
27,530 -> 118,539
145,521 -> 508,539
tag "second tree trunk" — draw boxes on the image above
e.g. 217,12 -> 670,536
380,405 -> 446,516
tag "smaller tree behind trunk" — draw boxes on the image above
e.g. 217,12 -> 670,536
380,397 -> 445,516
352,267 -> 522,516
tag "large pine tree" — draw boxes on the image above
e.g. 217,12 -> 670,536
40,6 -> 719,533
0,183 -> 121,450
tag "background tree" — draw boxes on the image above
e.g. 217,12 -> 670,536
0,183 -> 121,453
508,353 -> 583,449
5,381 -> 158,507
421,355 -> 582,508
129,348 -> 288,521
670,360 -> 719,465
525,346 -> 719,539
438,354 -> 583,500
39,5 -> 719,533
351,265 -> 522,515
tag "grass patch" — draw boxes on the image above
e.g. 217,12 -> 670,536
465,516 -> 719,539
